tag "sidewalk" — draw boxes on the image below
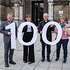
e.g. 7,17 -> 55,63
0,33 -> 70,70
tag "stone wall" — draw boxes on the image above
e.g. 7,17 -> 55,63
0,5 -> 14,21
0,5 -> 7,21
0,0 -> 69,23
25,0 -> 31,15
53,5 -> 68,22
6,7 -> 14,16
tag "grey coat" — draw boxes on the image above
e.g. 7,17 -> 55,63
0,21 -> 17,43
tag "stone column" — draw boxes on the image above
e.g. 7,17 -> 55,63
48,0 -> 53,21
18,5 -> 23,26
19,5 -> 23,21
68,1 -> 70,25
14,3 -> 19,26
14,4 -> 19,20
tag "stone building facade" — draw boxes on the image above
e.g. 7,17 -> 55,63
0,0 -> 70,26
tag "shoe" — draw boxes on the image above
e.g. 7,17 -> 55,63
41,58 -> 45,62
28,62 -> 32,64
9,60 -> 16,65
55,58 -> 59,61
5,63 -> 9,67
47,58 -> 51,62
24,61 -> 27,63
63,59 -> 67,63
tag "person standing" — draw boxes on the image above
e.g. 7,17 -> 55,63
55,16 -> 69,63
22,14 -> 35,64
0,13 -> 17,67
38,13 -> 54,62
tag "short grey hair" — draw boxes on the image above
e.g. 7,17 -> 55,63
43,13 -> 48,16
7,13 -> 13,17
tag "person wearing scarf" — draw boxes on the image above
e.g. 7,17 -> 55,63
55,17 -> 69,63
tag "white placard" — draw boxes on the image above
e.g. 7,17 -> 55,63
5,23 -> 16,49
59,11 -> 63,15
5,21 -> 62,48
18,22 -> 37,46
42,21 -> 62,45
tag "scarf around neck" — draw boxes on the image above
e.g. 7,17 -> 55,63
60,22 -> 66,28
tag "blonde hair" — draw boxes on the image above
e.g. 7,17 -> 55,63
60,16 -> 66,22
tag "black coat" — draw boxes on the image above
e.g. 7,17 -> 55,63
22,25 -> 33,42
38,20 -> 54,42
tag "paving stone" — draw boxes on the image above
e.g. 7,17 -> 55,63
0,33 -> 70,70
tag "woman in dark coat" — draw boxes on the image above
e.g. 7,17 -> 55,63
22,14 -> 35,64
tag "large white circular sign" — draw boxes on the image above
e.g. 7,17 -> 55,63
42,21 -> 62,45
18,22 -> 37,46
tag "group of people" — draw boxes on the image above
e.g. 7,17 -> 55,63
0,13 -> 69,67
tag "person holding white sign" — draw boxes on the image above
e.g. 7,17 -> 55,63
55,16 -> 69,63
22,14 -> 35,64
0,13 -> 17,67
38,13 -> 54,62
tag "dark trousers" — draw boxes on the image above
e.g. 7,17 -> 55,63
41,41 -> 51,59
23,44 -> 35,63
56,39 -> 69,60
4,40 -> 14,63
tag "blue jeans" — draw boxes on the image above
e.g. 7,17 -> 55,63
56,39 -> 69,60
41,41 -> 51,59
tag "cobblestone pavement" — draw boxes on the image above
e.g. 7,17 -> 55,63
0,33 -> 70,70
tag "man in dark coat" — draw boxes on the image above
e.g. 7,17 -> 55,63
38,13 -> 54,62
